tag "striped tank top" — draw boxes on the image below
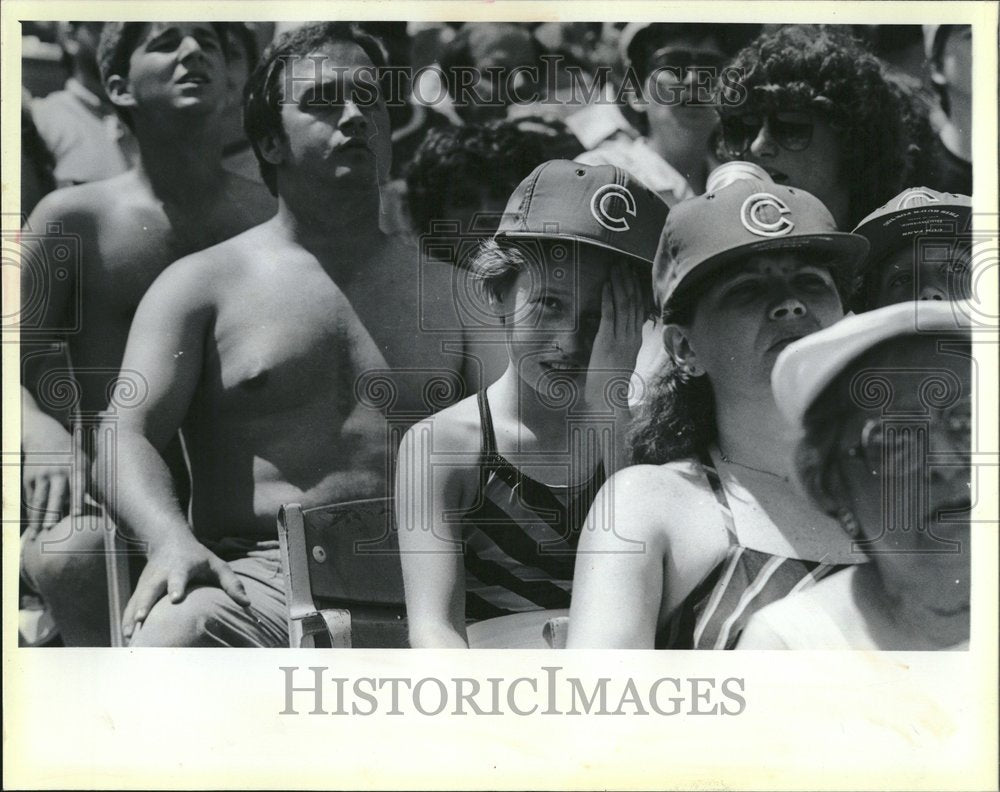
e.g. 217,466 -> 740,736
461,390 -> 604,622
656,452 -> 852,650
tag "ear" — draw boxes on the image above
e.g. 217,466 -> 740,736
105,75 -> 137,112
625,85 -> 648,114
662,323 -> 704,376
256,130 -> 286,167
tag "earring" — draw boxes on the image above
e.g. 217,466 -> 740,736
836,508 -> 861,538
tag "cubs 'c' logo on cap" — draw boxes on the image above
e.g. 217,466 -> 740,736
741,193 -> 794,237
590,184 -> 637,232
896,189 -> 940,210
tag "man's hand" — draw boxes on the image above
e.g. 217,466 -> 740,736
22,412 -> 84,539
122,533 -> 251,640
584,263 -> 645,414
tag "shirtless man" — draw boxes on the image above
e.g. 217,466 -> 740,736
20,21 -> 276,645
98,22 -> 490,647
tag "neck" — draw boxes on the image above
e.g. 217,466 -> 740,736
492,364 -> 574,446
940,99 -> 972,161
274,186 -> 384,276
857,563 -> 969,649
72,66 -> 106,104
713,387 -> 796,478
133,116 -> 225,202
646,129 -> 709,193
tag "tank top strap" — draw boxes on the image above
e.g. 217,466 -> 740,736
476,388 -> 499,458
698,447 -> 738,543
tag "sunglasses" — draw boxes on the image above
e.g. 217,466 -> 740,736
843,399 -> 972,477
646,47 -> 727,78
719,111 -> 816,157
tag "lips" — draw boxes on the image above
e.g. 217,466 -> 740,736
768,334 -> 802,352
763,166 -> 789,184
177,71 -> 210,86
540,361 -> 584,373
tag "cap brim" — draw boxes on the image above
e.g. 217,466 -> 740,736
665,232 -> 870,310
494,230 -> 656,267
854,204 -> 972,271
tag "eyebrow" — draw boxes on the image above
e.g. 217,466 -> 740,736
145,24 -> 217,47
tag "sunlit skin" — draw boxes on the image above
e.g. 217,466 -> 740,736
738,337 -> 972,650
670,253 -> 845,403
98,36 -> 494,645
396,245 -> 645,648
838,341 -> 971,633
567,252 -> 857,648
19,22 -> 275,645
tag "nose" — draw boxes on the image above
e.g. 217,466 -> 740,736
918,284 -> 948,301
177,34 -> 207,63
768,295 -> 807,321
748,119 -> 778,158
338,99 -> 368,137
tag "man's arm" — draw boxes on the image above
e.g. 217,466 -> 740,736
94,256 -> 248,639
20,192 -> 83,533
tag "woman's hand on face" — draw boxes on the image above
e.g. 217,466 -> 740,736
585,263 -> 645,413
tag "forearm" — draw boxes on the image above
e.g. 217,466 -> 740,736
95,427 -> 193,550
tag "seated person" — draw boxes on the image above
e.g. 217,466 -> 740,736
717,25 -> 914,230
567,174 -> 870,649
852,186 -> 973,310
30,21 -> 137,186
738,300 -> 972,650
396,160 -> 668,648
579,22 -> 759,202
20,21 -> 276,646
96,22 -> 476,647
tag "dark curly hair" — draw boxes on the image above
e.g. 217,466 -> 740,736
243,22 -> 390,195
404,116 -> 584,240
717,25 -> 912,228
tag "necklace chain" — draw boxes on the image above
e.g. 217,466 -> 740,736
718,449 -> 790,482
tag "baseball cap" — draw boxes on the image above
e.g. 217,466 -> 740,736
653,174 -> 870,312
494,159 -> 669,266
852,187 -> 972,272
772,299 -> 972,428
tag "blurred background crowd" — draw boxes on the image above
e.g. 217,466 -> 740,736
21,20 -> 972,233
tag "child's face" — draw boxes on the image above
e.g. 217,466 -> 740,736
502,242 -> 618,394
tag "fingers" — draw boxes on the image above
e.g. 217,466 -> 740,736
166,567 -> 192,604
43,474 -> 68,530
213,559 -> 251,607
26,476 -> 50,539
122,570 -> 168,641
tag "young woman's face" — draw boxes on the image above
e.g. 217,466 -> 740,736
835,338 -> 971,612
501,242 -> 617,394
722,108 -> 849,228
682,252 -> 844,398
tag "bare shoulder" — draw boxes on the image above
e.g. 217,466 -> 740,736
25,172 -> 137,224
595,459 -> 727,544
401,393 -> 482,456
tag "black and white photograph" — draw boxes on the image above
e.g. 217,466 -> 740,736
4,2 -> 998,788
